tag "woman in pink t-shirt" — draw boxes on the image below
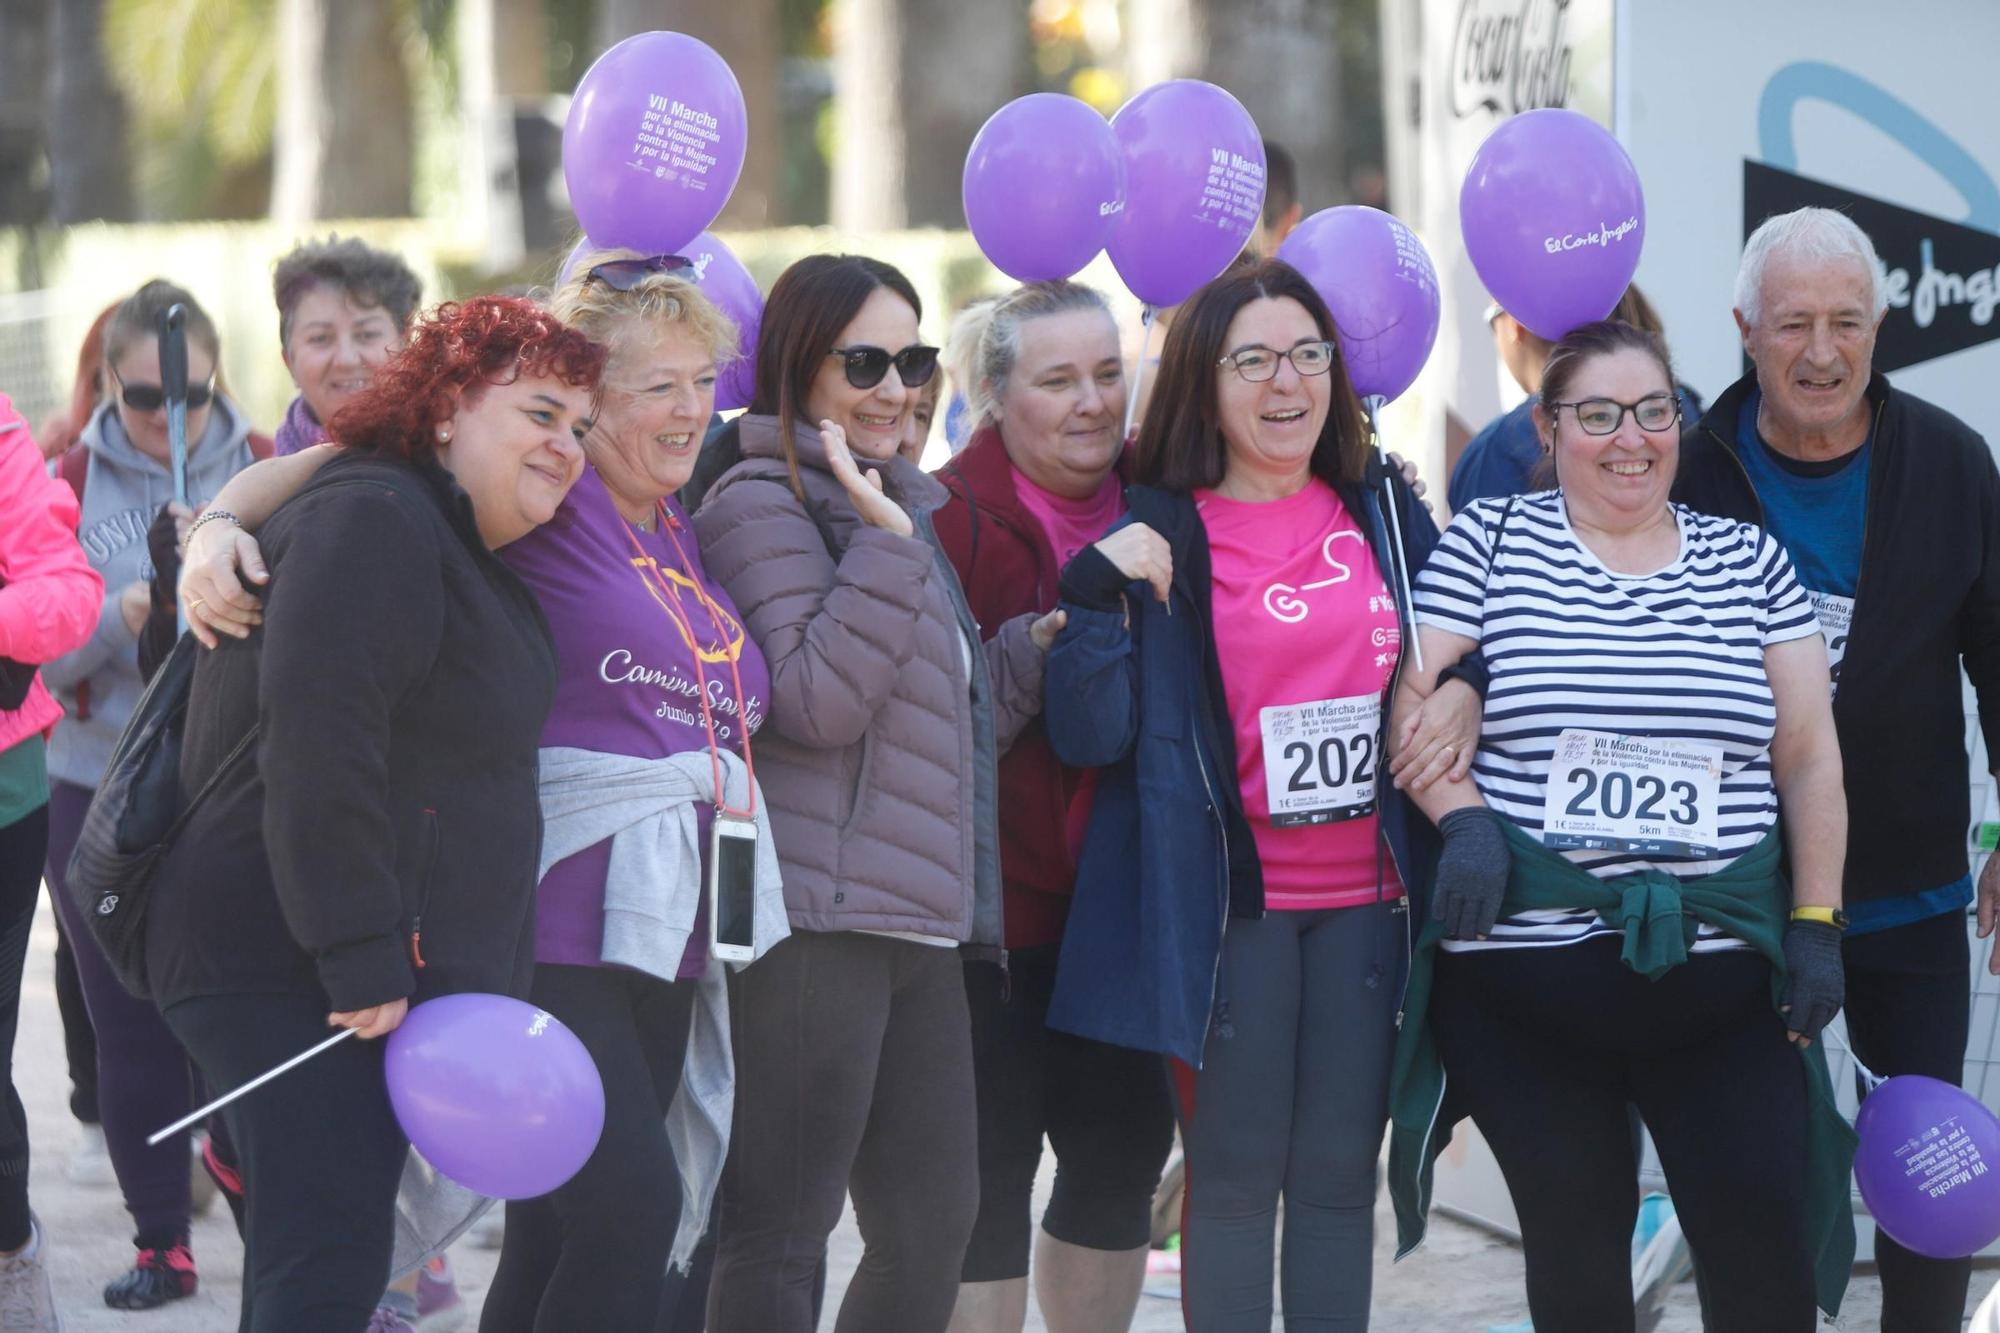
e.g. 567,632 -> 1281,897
1041,260 -> 1475,1331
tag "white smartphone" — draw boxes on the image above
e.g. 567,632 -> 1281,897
709,813 -> 758,963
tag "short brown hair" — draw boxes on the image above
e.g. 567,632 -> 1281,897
1132,259 -> 1369,492
105,280 -> 220,369
273,236 -> 423,347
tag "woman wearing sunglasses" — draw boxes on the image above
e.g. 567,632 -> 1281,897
691,254 -> 1058,1333
1387,319 -> 1850,1331
37,279 -> 268,1314
1041,260 -> 1440,1331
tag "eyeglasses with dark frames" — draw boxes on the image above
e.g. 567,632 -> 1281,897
827,344 -> 940,391
1217,340 -> 1337,382
584,254 -> 696,292
1550,394 -> 1681,436
111,366 -> 215,413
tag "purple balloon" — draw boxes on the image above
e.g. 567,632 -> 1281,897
555,234 -> 763,412
1459,108 -> 1645,342
963,94 -> 1125,283
1855,1075 -> 2000,1260
1107,81 -> 1265,308
682,231 -> 762,412
385,993 -> 605,1200
563,31 -> 747,255
1278,207 -> 1441,404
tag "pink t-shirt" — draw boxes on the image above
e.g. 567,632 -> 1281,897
1012,468 -> 1124,570
1196,479 -> 1404,910
1011,466 -> 1125,857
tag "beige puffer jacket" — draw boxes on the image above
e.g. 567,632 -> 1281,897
692,415 -> 1045,947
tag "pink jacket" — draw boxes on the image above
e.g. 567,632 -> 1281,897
0,396 -> 103,753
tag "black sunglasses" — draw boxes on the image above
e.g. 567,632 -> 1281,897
584,254 -> 695,291
111,366 -> 214,413
827,344 -> 939,391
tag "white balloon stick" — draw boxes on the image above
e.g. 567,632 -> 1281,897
147,1027 -> 359,1145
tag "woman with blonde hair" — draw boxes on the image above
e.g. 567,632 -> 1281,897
182,252 -> 787,1331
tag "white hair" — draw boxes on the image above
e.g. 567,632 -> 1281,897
942,281 -> 1114,449
1734,207 -> 1888,326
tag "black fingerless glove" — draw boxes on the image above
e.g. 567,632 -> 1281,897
1780,920 -> 1844,1043
1432,807 -> 1511,940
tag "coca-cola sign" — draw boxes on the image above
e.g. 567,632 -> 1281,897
1450,0 -> 1579,119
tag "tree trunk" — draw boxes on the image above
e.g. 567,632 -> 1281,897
830,0 -> 1027,231
49,0 -> 134,223
593,0 -> 782,228
0,0 -> 51,226
271,0 -> 412,221
1126,0 -> 1347,215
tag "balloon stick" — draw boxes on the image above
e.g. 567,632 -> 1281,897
147,1028 -> 358,1145
1122,304 -> 1155,440
1364,395 -> 1423,674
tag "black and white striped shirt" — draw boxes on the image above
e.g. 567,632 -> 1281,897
1415,493 -> 1819,952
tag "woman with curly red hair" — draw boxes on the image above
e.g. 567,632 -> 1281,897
140,296 -> 603,1333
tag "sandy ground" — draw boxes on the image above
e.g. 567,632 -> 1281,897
14,904 -> 1986,1331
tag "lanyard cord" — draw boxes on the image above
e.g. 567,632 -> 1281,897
618,503 -> 758,819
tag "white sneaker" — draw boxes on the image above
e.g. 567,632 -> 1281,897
0,1215 -> 61,1331
63,1126 -> 111,1189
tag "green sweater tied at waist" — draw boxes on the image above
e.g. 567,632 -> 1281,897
1386,823 -> 1857,1317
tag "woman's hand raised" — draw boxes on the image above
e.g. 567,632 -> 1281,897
822,421 -> 913,538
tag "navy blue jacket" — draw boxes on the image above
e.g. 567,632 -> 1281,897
1042,466 -> 1441,1067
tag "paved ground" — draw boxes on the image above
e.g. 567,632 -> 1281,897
15,904 -> 1989,1330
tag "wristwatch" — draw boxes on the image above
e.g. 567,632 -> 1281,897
1789,905 -> 1849,930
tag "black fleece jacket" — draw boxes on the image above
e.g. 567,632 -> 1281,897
145,452 -> 558,1012
1674,370 -> 2000,903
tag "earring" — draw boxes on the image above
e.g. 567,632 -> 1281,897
438,426 -> 453,443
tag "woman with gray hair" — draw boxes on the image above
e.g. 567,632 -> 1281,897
930,280 -> 1175,1333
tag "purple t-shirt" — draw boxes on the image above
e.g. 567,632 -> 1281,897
503,467 -> 769,974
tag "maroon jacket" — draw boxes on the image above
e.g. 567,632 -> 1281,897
932,427 -> 1124,948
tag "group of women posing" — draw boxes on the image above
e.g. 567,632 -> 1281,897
142,235 -> 1853,1333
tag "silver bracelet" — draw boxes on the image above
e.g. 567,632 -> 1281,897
180,508 -> 241,558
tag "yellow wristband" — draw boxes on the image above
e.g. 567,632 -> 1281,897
1789,906 -> 1847,929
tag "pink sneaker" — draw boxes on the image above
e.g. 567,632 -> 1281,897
415,1256 -> 466,1332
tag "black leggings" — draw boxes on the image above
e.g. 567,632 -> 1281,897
1433,937 -> 1816,1333
960,945 -> 1174,1281
0,803 -> 48,1251
480,963 -> 696,1332
164,990 -> 409,1333
1843,910 -> 1973,1333
707,931 -> 978,1333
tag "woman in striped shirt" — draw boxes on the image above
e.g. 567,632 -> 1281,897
1387,319 -> 1852,1332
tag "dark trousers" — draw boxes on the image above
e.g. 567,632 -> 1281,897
50,897 -> 98,1124
1172,903 -> 1403,1333
960,945 -> 1174,1281
45,779 -> 195,1247
164,990 -> 408,1333
0,804 -> 48,1251
1433,938 -> 1817,1333
707,931 -> 978,1333
480,963 -> 696,1333
1844,910 -> 1973,1333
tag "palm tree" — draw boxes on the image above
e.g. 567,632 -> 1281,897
52,0 -> 136,222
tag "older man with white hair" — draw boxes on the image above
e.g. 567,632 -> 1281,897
1677,205 -> 2000,1332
